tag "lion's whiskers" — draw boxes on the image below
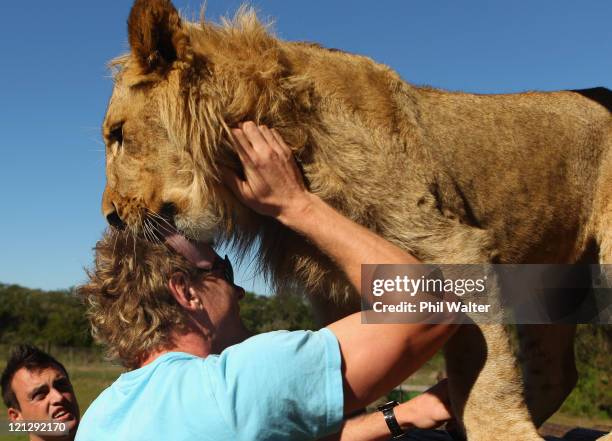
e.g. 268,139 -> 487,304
146,209 -> 176,233
143,208 -> 179,251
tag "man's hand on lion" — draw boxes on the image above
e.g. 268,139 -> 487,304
402,379 -> 455,430
223,121 -> 314,223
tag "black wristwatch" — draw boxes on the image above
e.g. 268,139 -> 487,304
377,400 -> 406,439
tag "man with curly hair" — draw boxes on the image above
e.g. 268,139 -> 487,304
76,122 -> 458,441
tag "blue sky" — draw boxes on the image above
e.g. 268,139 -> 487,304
0,1 -> 610,294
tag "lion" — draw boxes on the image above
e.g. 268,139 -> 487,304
99,1 -> 612,440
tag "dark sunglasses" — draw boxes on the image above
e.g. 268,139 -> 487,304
196,254 -> 234,285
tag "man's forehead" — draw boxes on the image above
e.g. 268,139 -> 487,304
165,234 -> 218,269
11,366 -> 67,391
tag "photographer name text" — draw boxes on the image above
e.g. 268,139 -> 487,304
372,300 -> 491,313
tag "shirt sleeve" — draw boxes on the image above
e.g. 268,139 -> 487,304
205,328 -> 344,441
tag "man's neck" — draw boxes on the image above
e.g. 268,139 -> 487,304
139,331 -> 213,368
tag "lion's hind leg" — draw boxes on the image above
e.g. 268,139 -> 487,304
592,141 -> 612,321
594,208 -> 612,441
592,146 -> 612,441
446,323 -> 544,441
517,324 -> 578,428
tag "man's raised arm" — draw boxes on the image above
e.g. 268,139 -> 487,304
223,121 -> 458,415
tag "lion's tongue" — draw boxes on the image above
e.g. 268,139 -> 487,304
164,234 -> 217,269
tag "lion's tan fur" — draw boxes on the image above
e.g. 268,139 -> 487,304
101,1 -> 612,439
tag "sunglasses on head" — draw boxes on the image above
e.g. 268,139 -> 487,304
196,254 -> 234,285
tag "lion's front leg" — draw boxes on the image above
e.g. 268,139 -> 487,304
445,324 -> 543,441
411,224 -> 544,441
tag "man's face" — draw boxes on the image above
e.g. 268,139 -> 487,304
191,251 -> 250,353
7,366 -> 80,437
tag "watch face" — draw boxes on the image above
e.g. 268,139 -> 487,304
378,400 -> 400,412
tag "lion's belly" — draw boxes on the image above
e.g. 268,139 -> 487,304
419,156 -> 594,264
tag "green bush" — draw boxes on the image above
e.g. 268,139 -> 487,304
0,283 -> 317,349
560,324 -> 611,419
0,284 -> 92,347
239,291 -> 316,333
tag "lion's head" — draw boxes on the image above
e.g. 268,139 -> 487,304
102,0 -> 311,242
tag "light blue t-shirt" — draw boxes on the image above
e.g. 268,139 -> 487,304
76,328 -> 344,441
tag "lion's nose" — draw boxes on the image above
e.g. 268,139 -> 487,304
106,211 -> 126,230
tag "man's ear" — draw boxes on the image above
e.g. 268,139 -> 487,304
168,271 -> 199,310
127,0 -> 192,75
7,407 -> 22,422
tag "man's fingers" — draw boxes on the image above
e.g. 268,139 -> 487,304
229,129 -> 270,192
242,121 -> 276,157
259,125 -> 286,157
231,128 -> 257,165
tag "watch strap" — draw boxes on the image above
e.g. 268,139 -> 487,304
377,401 -> 405,439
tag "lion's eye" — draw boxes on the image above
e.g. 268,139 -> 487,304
108,123 -> 124,147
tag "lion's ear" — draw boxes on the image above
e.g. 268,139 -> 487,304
127,0 -> 191,75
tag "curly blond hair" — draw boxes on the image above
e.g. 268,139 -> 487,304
78,230 -> 201,369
